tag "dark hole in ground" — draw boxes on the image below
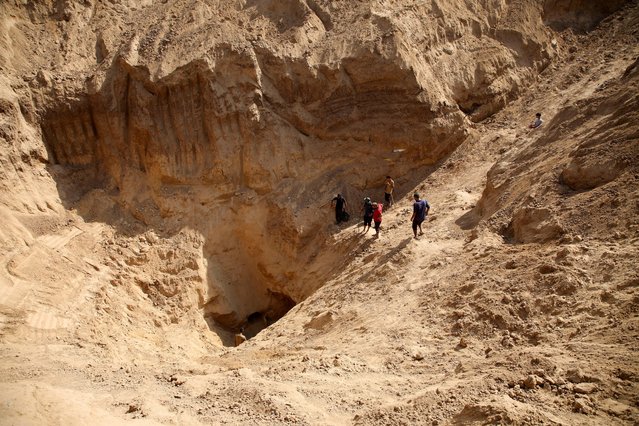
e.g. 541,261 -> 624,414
243,291 -> 297,339
207,290 -> 296,345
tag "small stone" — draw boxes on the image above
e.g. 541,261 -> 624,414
613,231 -> 626,239
145,232 -> 159,244
556,248 -> 570,259
573,398 -> 591,414
523,375 -> 541,390
567,368 -> 586,383
574,383 -> 597,394
501,336 -> 514,348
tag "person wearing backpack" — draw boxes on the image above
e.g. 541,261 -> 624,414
361,197 -> 374,233
410,193 -> 430,238
372,201 -> 383,237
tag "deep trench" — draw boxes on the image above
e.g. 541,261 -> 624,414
38,56 -> 463,346
41,106 -> 336,347
41,119 -> 308,347
46,157 -> 314,345
48,158 -> 309,346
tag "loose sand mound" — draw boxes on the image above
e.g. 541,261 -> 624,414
0,0 -> 638,424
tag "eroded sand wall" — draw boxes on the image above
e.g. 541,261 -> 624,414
2,0 -> 629,336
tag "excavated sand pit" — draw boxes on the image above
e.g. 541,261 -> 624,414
39,77 -> 464,345
35,43 -> 476,344
1,1 -> 638,424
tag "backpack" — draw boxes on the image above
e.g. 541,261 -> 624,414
364,202 -> 373,217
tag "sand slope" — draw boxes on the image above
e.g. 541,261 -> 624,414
0,1 -> 638,424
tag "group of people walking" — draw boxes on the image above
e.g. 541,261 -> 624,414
360,197 -> 384,237
330,176 -> 431,239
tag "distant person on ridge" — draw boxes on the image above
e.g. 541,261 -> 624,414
410,192 -> 430,238
529,112 -> 543,129
361,197 -> 374,234
331,193 -> 348,224
372,201 -> 383,237
384,176 -> 395,207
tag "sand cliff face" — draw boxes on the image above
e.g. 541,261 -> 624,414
0,0 -> 638,424
3,0 -> 561,329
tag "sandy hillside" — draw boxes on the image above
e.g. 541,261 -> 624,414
0,0 -> 638,425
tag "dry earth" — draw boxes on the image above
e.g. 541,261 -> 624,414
0,0 -> 638,425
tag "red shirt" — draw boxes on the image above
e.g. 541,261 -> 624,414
373,204 -> 383,222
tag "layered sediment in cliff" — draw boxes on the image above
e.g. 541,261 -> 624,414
0,0 -> 627,335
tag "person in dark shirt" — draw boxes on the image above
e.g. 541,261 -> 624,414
331,193 -> 347,224
361,197 -> 374,233
410,192 -> 430,238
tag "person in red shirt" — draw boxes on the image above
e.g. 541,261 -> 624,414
372,202 -> 383,237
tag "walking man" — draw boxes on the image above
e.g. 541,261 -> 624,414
361,197 -> 374,234
384,176 -> 395,208
410,192 -> 430,238
331,193 -> 348,224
